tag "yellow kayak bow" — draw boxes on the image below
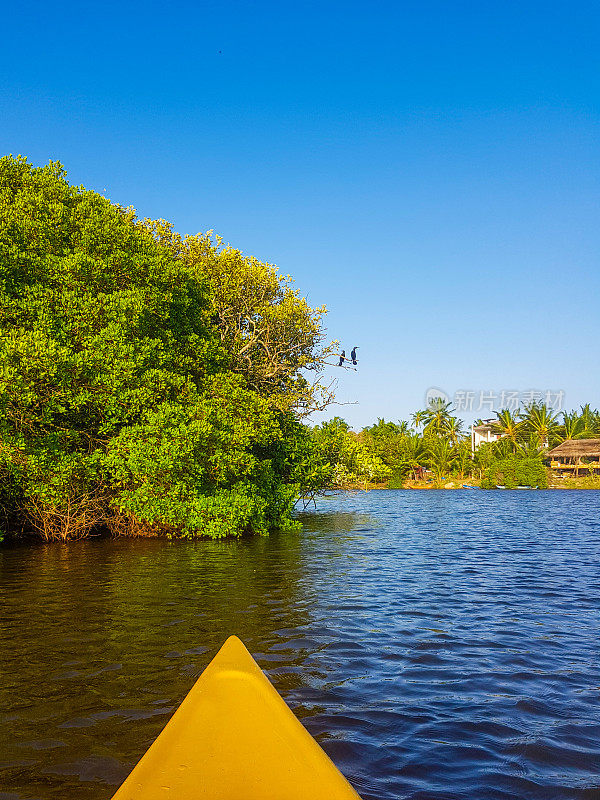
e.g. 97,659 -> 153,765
111,635 -> 362,799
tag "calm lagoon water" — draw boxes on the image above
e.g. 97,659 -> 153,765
1,490 -> 599,800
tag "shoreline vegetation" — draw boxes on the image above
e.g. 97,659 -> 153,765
338,475 -> 600,492
1,157 -> 599,543
313,404 -> 600,497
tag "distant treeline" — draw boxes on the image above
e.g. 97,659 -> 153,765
314,402 -> 600,490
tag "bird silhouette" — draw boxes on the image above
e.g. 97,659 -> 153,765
350,346 -> 359,365
338,350 -> 345,367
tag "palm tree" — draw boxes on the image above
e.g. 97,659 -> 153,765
519,402 -> 560,449
579,404 -> 600,437
445,416 -> 464,446
422,399 -> 454,438
454,439 -> 472,479
411,409 -> 426,431
426,437 -> 456,486
491,436 -> 516,458
491,409 -> 522,449
557,411 -> 585,442
398,434 -> 427,479
516,433 -> 544,459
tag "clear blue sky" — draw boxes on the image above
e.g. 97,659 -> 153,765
2,1 -> 599,429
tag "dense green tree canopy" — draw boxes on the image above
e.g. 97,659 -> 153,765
0,156 -> 330,540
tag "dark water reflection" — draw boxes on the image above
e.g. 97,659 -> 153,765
1,490 -> 599,799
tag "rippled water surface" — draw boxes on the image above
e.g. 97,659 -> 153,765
1,490 -> 600,799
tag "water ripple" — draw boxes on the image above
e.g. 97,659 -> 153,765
0,490 -> 599,799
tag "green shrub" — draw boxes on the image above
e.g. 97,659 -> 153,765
481,456 -> 548,489
387,470 -> 405,489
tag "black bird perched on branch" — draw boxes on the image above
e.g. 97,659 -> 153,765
350,346 -> 359,365
338,349 -> 346,367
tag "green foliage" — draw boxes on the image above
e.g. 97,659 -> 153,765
473,441 -> 495,473
310,398 -> 600,492
396,434 -> 428,478
577,404 -> 600,437
361,418 -> 410,469
490,404 -> 600,452
0,156 -> 325,540
425,436 -> 456,485
557,406 -> 600,441
491,409 -> 522,449
386,470 -> 406,489
310,417 -> 390,490
145,223 -> 335,414
453,439 -> 472,477
481,456 -> 548,489
336,399 -> 600,492
104,375 -> 303,538
516,434 -> 544,459
559,412 -> 585,442
554,474 -> 600,489
518,402 -> 561,448
421,399 -> 455,438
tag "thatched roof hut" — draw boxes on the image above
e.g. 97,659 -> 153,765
546,439 -> 600,460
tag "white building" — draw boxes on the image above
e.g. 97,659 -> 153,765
471,419 -> 502,453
